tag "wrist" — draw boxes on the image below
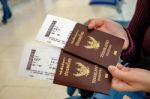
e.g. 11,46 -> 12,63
123,38 -> 129,50
142,70 -> 150,92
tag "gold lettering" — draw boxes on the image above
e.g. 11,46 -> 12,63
106,44 -> 112,56
100,40 -> 109,58
92,65 -> 98,83
97,68 -> 102,81
71,30 -> 79,44
105,73 -> 109,79
59,57 -> 66,75
64,58 -> 72,76
75,31 -> 84,46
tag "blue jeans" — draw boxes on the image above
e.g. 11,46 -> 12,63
0,0 -> 11,20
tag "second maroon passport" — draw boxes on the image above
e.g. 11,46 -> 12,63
53,51 -> 111,94
64,23 -> 124,68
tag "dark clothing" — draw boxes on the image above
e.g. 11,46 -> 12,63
120,0 -> 150,97
121,0 -> 150,69
0,0 -> 11,22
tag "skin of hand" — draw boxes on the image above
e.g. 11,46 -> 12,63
88,18 -> 129,50
108,64 -> 150,92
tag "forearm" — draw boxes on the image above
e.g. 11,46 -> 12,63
121,0 -> 150,62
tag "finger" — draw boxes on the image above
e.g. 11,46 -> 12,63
116,63 -> 124,70
111,78 -> 134,91
93,18 -> 105,27
108,65 -> 132,81
122,67 -> 130,72
116,64 -> 130,72
88,18 -> 105,29
87,19 -> 95,29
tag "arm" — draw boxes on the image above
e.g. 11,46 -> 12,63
88,0 -> 150,63
121,0 -> 150,62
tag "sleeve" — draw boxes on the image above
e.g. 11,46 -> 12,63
121,0 -> 150,63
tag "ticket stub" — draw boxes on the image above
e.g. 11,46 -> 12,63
18,43 -> 61,81
36,15 -> 76,48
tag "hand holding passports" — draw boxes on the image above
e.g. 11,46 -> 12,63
19,15 -> 124,95
53,23 -> 124,94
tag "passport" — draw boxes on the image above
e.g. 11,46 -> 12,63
54,50 -> 111,94
64,23 -> 124,68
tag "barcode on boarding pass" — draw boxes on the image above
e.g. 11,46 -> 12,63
45,20 -> 57,37
26,49 -> 36,70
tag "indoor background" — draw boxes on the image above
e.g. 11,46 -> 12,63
0,0 -> 137,99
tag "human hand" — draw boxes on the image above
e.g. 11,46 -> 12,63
88,18 -> 129,50
108,64 -> 150,92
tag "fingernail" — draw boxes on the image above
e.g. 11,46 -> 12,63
108,65 -> 116,72
88,25 -> 93,29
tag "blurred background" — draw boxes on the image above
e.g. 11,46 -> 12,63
0,0 -> 137,99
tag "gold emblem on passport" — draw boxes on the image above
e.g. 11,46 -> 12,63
113,50 -> 117,55
84,36 -> 100,50
105,73 -> 109,79
73,62 -> 90,77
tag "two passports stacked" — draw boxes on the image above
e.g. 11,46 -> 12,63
23,15 -> 124,95
53,24 -> 124,94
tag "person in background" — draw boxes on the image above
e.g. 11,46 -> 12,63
88,0 -> 150,96
0,0 -> 12,24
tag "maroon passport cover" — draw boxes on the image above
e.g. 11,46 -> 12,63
54,51 -> 111,94
64,23 -> 124,68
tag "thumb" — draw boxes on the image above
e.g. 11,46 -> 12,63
108,65 -> 132,81
88,18 -> 105,29
88,19 -> 95,29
